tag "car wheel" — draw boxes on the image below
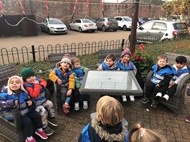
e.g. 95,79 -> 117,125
47,29 -> 51,34
123,25 -> 127,31
40,27 -> 43,32
102,26 -> 106,32
113,29 -> 117,32
78,27 -> 82,33
91,30 -> 95,33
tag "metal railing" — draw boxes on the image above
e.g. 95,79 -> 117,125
0,39 -> 129,65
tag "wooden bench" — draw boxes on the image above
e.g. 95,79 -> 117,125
165,52 -> 190,66
48,52 -> 76,68
144,53 -> 190,115
0,64 -> 24,142
97,48 -> 122,62
96,48 -> 122,68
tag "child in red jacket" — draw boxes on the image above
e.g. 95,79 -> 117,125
21,68 -> 58,136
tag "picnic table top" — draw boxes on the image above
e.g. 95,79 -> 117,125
80,70 -> 143,96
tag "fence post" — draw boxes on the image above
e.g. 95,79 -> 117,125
31,45 -> 36,62
121,39 -> 125,50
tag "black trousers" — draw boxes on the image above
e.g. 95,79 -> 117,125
165,84 -> 177,96
22,110 -> 42,138
145,82 -> 169,100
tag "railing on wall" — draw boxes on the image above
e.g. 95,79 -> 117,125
0,39 -> 129,65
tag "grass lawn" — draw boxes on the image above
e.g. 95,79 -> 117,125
16,37 -> 190,80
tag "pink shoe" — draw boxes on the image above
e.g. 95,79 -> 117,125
185,115 -> 190,122
25,138 -> 36,142
35,130 -> 48,140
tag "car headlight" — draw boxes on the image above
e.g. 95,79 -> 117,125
49,27 -> 56,30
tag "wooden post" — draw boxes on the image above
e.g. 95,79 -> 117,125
130,0 -> 139,53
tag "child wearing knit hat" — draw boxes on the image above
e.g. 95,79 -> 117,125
21,68 -> 57,136
49,57 -> 75,114
118,47 -> 137,102
0,75 -> 48,142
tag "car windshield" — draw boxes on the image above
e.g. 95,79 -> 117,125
123,17 -> 132,21
82,19 -> 93,23
108,18 -> 117,22
173,23 -> 187,30
49,19 -> 63,24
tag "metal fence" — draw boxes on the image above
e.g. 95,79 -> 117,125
0,39 -> 129,65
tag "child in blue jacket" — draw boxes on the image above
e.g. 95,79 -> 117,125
0,76 -> 47,142
97,53 -> 119,70
142,55 -> 175,108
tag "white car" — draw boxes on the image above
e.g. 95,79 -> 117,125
136,20 -> 189,43
68,19 -> 97,33
114,16 -> 132,31
41,18 -> 67,34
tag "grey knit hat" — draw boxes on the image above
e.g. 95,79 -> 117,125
56,57 -> 72,67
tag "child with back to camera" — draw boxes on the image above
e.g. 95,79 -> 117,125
118,47 -> 137,102
21,68 -> 57,136
97,53 -> 119,70
128,123 -> 166,142
78,95 -> 129,142
49,57 -> 75,114
0,76 -> 48,142
142,55 -> 174,108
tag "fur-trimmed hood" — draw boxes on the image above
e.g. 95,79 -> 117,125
91,119 -> 127,142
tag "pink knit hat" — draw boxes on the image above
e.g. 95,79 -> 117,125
121,48 -> 131,57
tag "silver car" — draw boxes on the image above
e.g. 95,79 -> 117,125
41,18 -> 67,34
136,20 -> 189,43
95,17 -> 118,32
68,19 -> 97,33
114,16 -> 132,31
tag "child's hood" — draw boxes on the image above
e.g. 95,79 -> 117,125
7,75 -> 27,95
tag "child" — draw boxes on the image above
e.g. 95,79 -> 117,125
0,76 -> 48,142
97,53 -> 119,70
78,96 -> 129,142
49,57 -> 75,114
71,57 -> 89,110
71,57 -> 87,89
128,123 -> 166,142
118,47 -> 137,102
21,68 -> 57,136
163,56 -> 189,101
142,55 -> 174,108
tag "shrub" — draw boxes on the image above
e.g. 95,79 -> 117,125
131,44 -> 154,78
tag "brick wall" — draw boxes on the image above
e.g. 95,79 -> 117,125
2,0 -> 165,25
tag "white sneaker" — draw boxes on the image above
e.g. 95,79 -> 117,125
122,95 -> 127,102
83,101 -> 88,109
156,92 -> 162,98
129,96 -> 135,102
163,94 -> 169,101
74,102 -> 80,111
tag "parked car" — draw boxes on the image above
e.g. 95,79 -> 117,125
136,20 -> 189,43
68,19 -> 97,33
95,17 -> 118,32
138,18 -> 149,25
41,18 -> 67,34
114,16 -> 132,31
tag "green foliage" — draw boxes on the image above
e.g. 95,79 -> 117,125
131,44 -> 154,78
